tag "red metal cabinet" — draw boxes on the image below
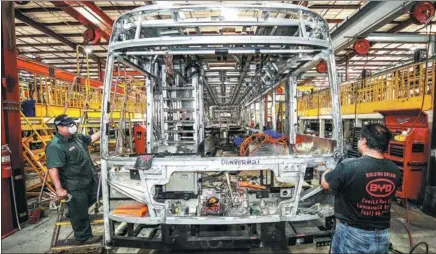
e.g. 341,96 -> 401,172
380,109 -> 430,200
134,125 -> 147,155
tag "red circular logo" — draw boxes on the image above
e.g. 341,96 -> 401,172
365,179 -> 395,198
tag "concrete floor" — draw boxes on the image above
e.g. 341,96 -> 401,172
2,204 -> 436,253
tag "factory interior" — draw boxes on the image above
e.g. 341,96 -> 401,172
1,1 -> 436,253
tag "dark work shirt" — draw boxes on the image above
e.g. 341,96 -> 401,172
22,99 -> 36,117
325,156 -> 401,230
46,132 -> 97,191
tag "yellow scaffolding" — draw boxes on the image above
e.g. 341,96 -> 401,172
298,60 -> 435,117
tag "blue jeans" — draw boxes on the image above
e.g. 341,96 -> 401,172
331,221 -> 390,254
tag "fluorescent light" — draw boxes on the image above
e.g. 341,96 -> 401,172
221,9 -> 238,20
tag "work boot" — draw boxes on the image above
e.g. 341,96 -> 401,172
80,235 -> 102,245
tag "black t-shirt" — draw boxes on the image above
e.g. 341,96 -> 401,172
325,156 -> 401,230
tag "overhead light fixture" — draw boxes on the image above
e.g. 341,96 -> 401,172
85,47 -> 93,54
221,8 -> 238,20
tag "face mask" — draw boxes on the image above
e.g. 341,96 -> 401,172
68,125 -> 77,135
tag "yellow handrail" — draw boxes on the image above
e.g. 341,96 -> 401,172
298,60 -> 435,117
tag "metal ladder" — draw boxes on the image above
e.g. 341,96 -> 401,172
20,114 -> 55,194
48,200 -> 103,253
161,68 -> 202,150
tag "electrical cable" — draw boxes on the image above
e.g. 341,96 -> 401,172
399,21 -> 433,254
408,22 -> 432,133
239,132 -> 288,156
410,242 -> 429,254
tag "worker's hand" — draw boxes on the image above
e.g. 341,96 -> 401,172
91,131 -> 101,143
324,168 -> 332,174
56,187 -> 68,200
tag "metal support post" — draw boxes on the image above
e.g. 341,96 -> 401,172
2,1 -> 28,225
319,119 -> 326,138
285,76 -> 298,145
248,106 -> 252,126
101,55 -> 115,158
429,39 -> 436,58
253,103 -> 257,126
327,53 -> 344,154
259,97 -> 265,131
298,119 -> 305,133
198,75 -> 204,142
264,95 -> 268,129
192,68 -> 199,145
272,91 -> 276,131
98,61 -> 103,81
345,56 -> 349,81
161,65 -> 167,144
343,120 -> 351,140
146,62 -> 154,153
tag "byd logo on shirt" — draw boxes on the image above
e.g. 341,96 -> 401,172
365,178 -> 395,198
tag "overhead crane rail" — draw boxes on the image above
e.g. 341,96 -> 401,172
298,60 -> 435,117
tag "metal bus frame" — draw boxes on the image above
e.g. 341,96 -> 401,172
100,2 -> 343,250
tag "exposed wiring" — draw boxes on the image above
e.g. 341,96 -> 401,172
239,133 -> 287,156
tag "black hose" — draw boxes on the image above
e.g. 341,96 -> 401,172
409,242 -> 429,254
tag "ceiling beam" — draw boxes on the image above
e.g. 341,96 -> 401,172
336,17 -> 415,64
337,53 -> 413,58
15,11 -> 75,49
50,1 -> 111,41
14,10 -> 101,63
331,1 -> 414,53
15,21 -> 82,27
387,19 -> 414,34
16,33 -> 82,39
343,47 -> 412,52
15,5 -> 139,13
342,59 -> 407,63
19,49 -> 107,55
231,56 -> 253,104
17,42 -> 109,47
366,33 -> 435,43
81,1 -> 114,26
308,4 -> 360,9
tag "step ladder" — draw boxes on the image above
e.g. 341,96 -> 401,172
21,114 -> 55,193
49,200 -> 103,253
161,73 -> 201,152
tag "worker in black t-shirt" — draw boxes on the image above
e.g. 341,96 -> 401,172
321,123 -> 400,254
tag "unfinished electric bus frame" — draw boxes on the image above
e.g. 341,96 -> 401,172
100,3 -> 343,249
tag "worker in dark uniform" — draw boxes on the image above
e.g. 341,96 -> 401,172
321,123 -> 401,254
46,114 -> 101,245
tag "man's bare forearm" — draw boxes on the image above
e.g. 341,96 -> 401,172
321,168 -> 332,190
91,131 -> 101,143
48,168 -> 62,189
